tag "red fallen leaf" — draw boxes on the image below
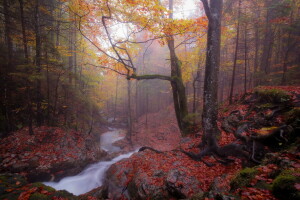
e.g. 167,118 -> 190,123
16,181 -> 21,185
295,183 -> 300,190
293,163 -> 300,168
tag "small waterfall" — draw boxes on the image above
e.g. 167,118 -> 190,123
44,128 -> 135,195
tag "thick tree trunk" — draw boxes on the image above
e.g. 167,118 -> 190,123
3,0 -> 13,133
201,0 -> 223,147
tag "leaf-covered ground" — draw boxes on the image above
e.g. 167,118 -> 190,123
0,86 -> 299,199
132,105 -> 182,151
104,86 -> 300,199
0,126 -> 106,182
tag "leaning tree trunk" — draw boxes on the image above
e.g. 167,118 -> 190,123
167,0 -> 190,136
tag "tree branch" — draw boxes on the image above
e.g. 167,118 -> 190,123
129,74 -> 172,81
85,63 -> 127,76
201,0 -> 212,21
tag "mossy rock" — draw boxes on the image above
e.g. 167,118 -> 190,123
29,193 -> 50,200
272,170 -> 300,200
254,88 -> 292,104
230,168 -> 257,191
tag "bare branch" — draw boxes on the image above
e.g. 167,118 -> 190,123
201,0 -> 212,21
85,63 -> 127,76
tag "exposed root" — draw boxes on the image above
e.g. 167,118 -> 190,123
138,146 -> 163,154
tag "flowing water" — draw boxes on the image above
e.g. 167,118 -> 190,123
44,128 -> 135,195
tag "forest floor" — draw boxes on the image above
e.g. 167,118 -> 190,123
102,86 -> 300,199
0,86 -> 299,200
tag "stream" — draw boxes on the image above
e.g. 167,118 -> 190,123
44,128 -> 135,195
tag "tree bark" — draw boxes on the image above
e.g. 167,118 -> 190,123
167,0 -> 190,135
201,0 -> 223,147
2,0 -> 13,133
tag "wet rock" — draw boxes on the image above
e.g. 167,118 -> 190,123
11,162 -> 29,172
166,169 -> 202,199
127,171 -> 168,200
28,156 -> 39,167
208,176 -> 231,200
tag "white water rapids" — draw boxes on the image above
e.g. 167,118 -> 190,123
44,128 -> 135,195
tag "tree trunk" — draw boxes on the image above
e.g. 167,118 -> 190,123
3,0 -> 13,133
244,24 -> 248,94
127,80 -> 132,144
167,0 -> 190,135
35,0 -> 43,126
19,0 -> 29,62
113,75 -> 119,121
260,0 -> 275,75
201,0 -> 223,147
229,0 -> 241,104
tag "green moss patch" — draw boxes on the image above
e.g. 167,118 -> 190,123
272,170 -> 300,200
230,168 -> 257,191
254,88 -> 291,104
30,182 -> 56,192
29,193 -> 50,200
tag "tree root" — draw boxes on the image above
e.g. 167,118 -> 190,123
180,143 -> 251,167
138,146 -> 163,154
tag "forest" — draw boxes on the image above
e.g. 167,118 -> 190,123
0,0 -> 299,199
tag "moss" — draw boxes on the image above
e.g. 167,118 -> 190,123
285,107 -> 300,124
0,192 -> 20,200
30,182 -> 56,192
254,88 -> 291,104
272,170 -> 300,200
50,190 -> 77,199
189,191 -> 204,200
230,168 -> 257,191
257,103 -> 275,109
29,193 -> 50,200
255,181 -> 272,190
0,174 -> 27,188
